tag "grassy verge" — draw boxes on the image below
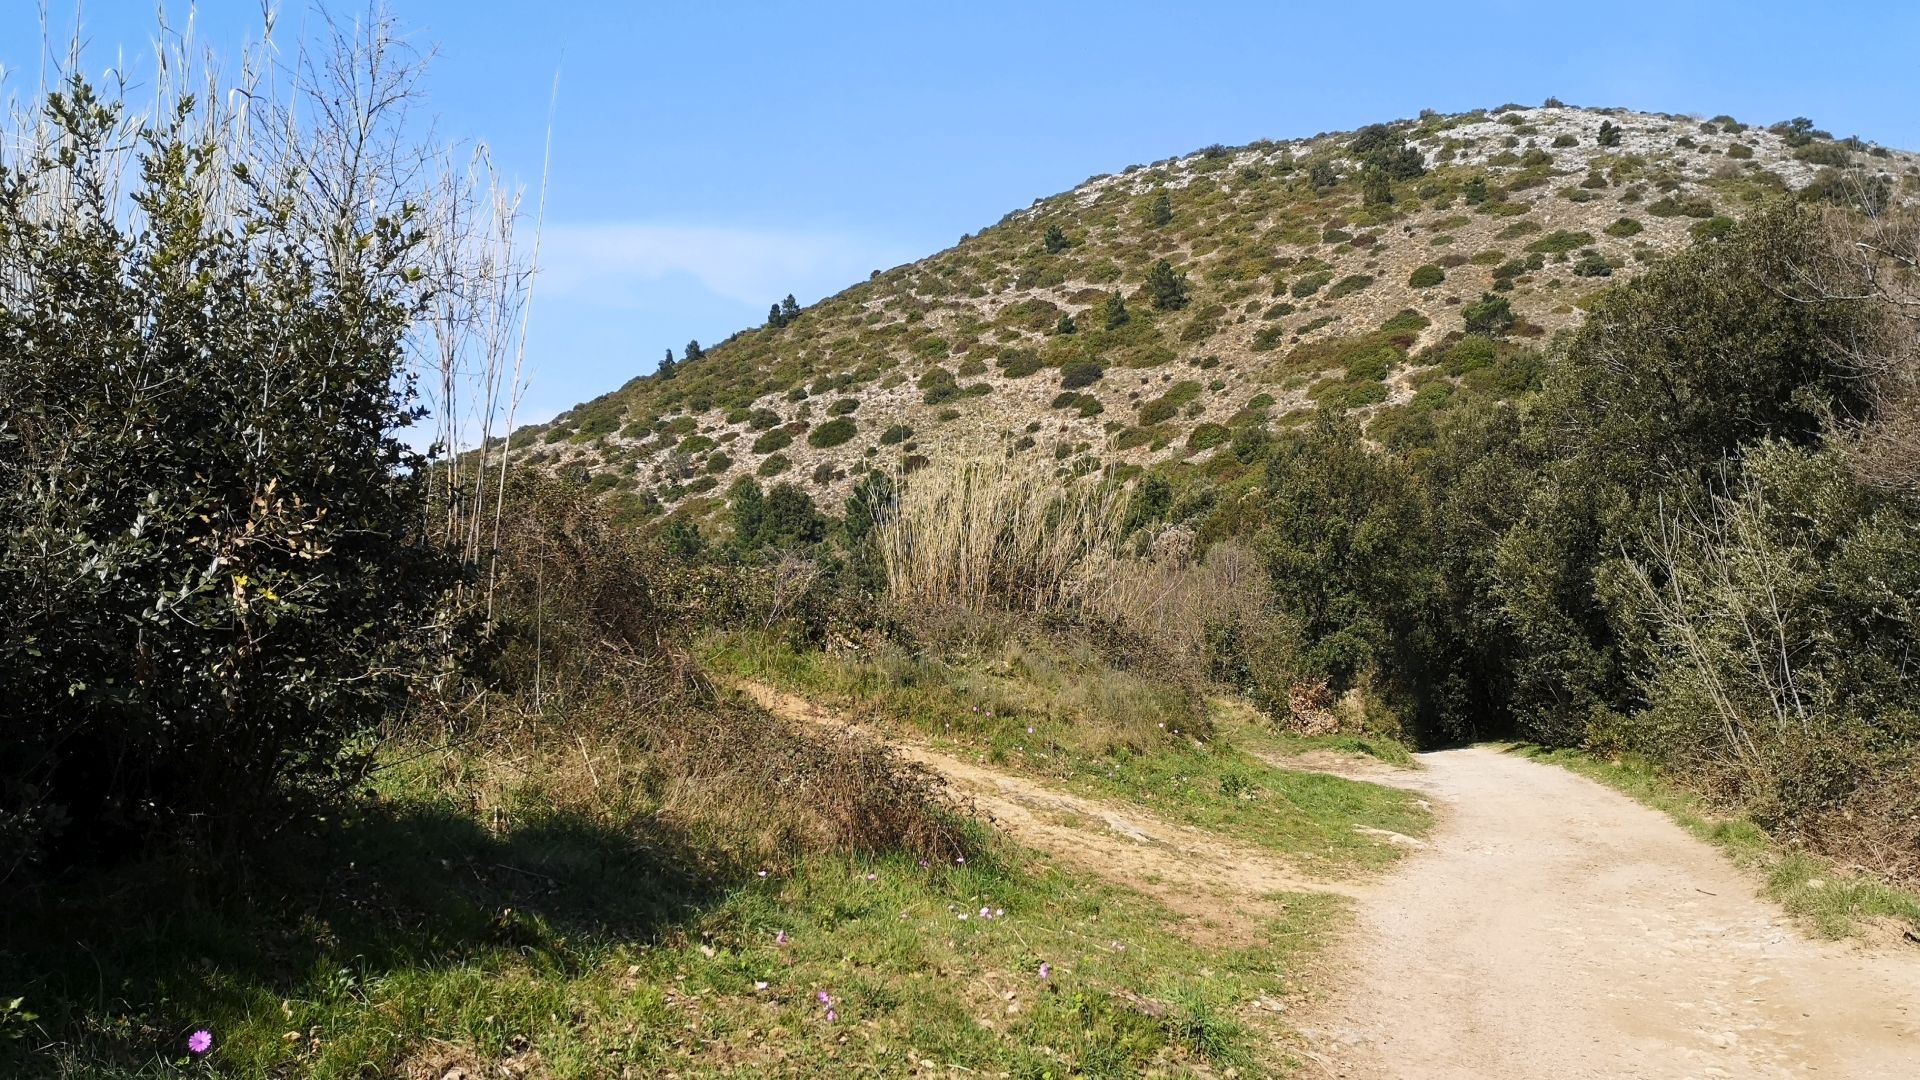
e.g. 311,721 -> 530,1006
700,629 -> 1430,876
4,736 -> 1344,1077
1515,745 -> 1920,940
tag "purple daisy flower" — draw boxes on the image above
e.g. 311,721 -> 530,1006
187,1029 -> 213,1055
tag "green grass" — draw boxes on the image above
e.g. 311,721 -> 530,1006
1515,746 -> 1920,940
700,630 -> 1430,876
5,745 -> 1343,1077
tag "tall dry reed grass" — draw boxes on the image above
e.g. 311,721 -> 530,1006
878,459 -> 1270,663
876,458 -> 1128,614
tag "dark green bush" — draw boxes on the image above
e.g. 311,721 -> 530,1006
1327,274 -> 1375,300
1409,264 -> 1446,288
807,417 -> 858,449
1462,293 -> 1516,336
1061,362 -> 1105,390
1527,230 -> 1596,254
1,75 -> 457,863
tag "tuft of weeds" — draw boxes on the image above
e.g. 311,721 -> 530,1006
702,629 -> 1432,875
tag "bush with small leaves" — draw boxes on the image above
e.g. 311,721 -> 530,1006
1572,254 -> 1614,277
752,428 -> 794,454
1146,259 -> 1190,310
1043,223 -> 1070,253
1597,120 -> 1623,147
1462,292 -> 1516,336
1327,274 -> 1375,300
1527,230 -> 1596,254
1061,362 -> 1105,390
1604,217 -> 1644,238
807,417 -> 857,449
1690,216 -> 1738,242
1291,271 -> 1334,299
879,424 -> 914,446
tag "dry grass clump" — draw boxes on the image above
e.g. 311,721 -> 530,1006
419,472 -> 971,869
878,457 -> 1128,614
422,692 -> 970,870
1080,534 -> 1270,662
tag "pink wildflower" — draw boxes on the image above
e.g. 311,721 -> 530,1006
187,1030 -> 213,1055
775,930 -> 789,945
1038,962 -> 1051,981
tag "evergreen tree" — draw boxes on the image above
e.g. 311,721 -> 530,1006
662,517 -> 705,559
658,348 -> 677,380
769,302 -> 785,328
1145,259 -> 1189,311
1308,160 -> 1339,191
1043,223 -> 1069,253
1462,292 -> 1516,336
763,483 -> 826,546
1103,291 -> 1130,330
781,294 -> 800,322
1148,193 -> 1173,227
1056,312 -> 1077,335
685,339 -> 704,363
1361,166 -> 1394,207
843,472 -> 895,546
1596,120 -> 1622,147
729,476 -> 766,547
1464,175 -> 1490,204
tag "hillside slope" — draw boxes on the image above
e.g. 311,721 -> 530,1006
512,104 -> 1918,517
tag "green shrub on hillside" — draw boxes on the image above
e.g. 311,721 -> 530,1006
1061,362 -> 1106,390
808,417 -> 858,448
1409,264 -> 1446,287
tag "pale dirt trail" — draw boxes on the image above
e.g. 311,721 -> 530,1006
735,679 -> 1361,944
1301,747 -> 1920,1080
740,681 -> 1920,1076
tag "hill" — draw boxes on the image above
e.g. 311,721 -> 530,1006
511,104 -> 1918,518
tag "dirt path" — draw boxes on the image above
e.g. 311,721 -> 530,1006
1300,747 -> 1920,1079
735,680 -> 1362,943
741,681 -> 1920,1075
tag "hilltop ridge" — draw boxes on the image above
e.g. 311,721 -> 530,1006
511,103 -> 1918,519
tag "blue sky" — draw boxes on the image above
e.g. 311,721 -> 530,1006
6,1 -> 1917,423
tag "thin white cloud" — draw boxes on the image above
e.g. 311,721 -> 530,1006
537,222 -> 905,308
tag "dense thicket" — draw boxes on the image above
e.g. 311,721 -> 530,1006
0,82 -> 454,867
1198,203 -> 1918,875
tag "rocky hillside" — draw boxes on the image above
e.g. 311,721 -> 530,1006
510,103 -> 1918,519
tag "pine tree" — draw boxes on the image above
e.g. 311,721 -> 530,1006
1145,259 -> 1189,311
1362,166 -> 1394,208
769,302 -> 785,328
663,517 -> 705,559
781,294 -> 800,322
658,348 -> 677,380
1309,161 -> 1339,191
1464,175 -> 1489,204
1043,224 -> 1069,253
685,339 -> 704,363
1148,193 -> 1173,227
729,476 -> 766,547
1597,120 -> 1622,147
1103,291 -> 1130,330
1056,312 -> 1077,335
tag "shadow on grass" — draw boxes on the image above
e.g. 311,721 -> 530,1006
0,795 -> 729,1075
